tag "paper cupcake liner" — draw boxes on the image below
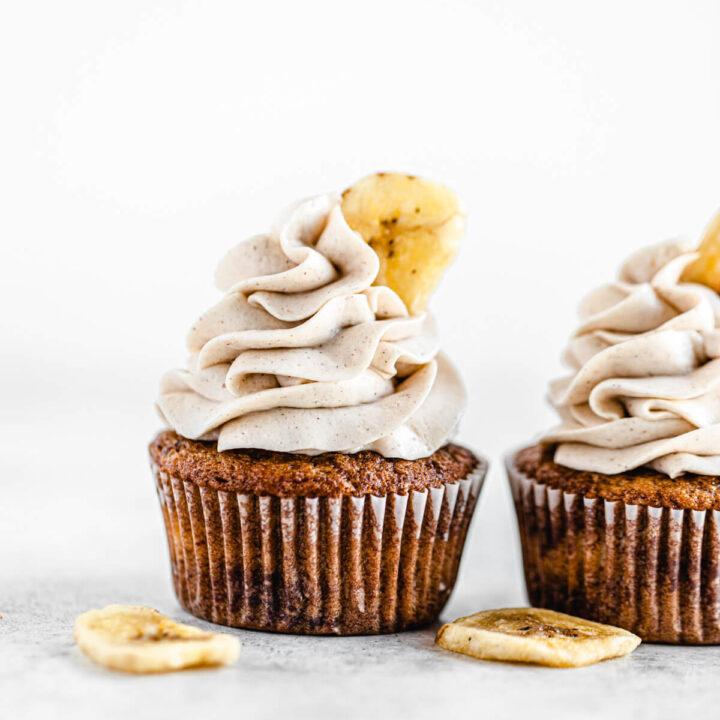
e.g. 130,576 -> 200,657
507,453 -> 720,644
152,458 -> 487,635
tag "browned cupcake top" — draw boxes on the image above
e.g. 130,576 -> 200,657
515,444 -> 720,511
150,430 -> 480,497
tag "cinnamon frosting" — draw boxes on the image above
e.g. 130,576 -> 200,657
157,194 -> 466,459
543,240 -> 720,477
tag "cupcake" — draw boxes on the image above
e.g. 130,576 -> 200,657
508,220 -> 720,644
150,173 -> 487,635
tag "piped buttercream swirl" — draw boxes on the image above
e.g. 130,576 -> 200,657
543,240 -> 720,477
158,194 -> 465,459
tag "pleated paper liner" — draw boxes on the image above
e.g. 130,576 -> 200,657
152,458 -> 487,635
507,452 -> 720,644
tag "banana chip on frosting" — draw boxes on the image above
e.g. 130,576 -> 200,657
436,607 -> 640,668
341,173 -> 465,314
74,605 -> 240,673
682,207 -> 720,290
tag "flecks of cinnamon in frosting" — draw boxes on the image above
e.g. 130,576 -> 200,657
543,240 -> 720,478
158,194 -> 466,459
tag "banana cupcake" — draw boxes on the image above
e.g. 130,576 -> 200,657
508,213 -> 720,643
150,173 -> 487,635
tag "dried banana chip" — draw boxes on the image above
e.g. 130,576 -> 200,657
341,172 -> 465,314
74,605 -> 240,673
682,208 -> 720,290
436,607 -> 640,668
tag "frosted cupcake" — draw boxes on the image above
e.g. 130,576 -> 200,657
150,174 -> 487,635
508,216 -> 720,644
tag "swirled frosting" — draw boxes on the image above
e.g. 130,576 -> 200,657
543,240 -> 720,477
158,194 -> 466,459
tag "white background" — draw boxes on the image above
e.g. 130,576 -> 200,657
3,2 -> 720,719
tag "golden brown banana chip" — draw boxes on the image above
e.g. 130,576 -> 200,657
341,172 -> 465,314
74,605 -> 240,673
682,207 -> 720,290
436,607 -> 640,668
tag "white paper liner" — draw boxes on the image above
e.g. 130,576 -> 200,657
152,456 -> 487,635
507,451 -> 720,644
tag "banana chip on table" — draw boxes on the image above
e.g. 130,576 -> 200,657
682,207 -> 720,290
74,605 -> 240,673
436,607 -> 640,668
341,172 -> 465,314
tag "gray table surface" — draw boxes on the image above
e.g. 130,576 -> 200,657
3,414 -> 718,720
